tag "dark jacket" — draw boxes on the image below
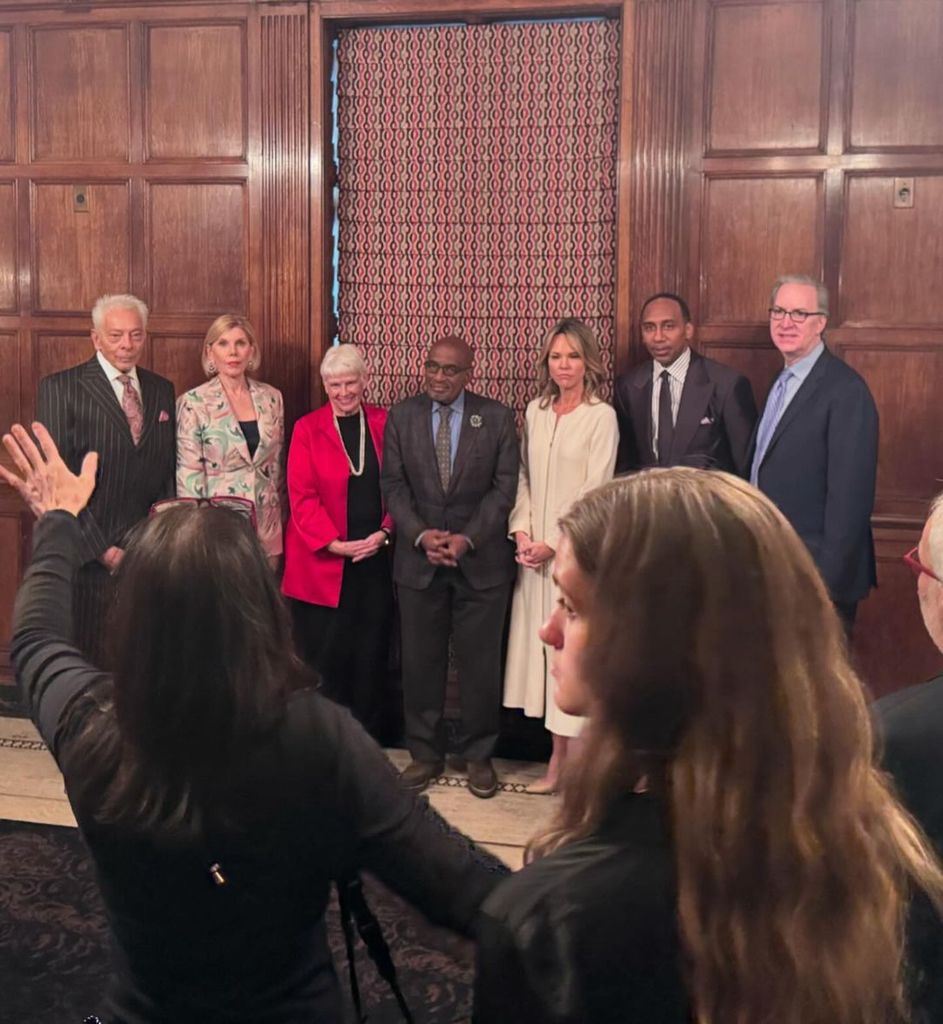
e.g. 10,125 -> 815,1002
750,346 -> 878,604
381,390 -> 519,590
13,512 -> 505,1024
614,350 -> 757,477
474,793 -> 688,1023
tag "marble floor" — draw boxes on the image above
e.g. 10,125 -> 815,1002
0,716 -> 559,869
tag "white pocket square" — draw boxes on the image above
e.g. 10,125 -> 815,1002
699,416 -> 714,425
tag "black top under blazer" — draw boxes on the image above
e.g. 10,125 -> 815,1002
37,356 -> 176,564
614,350 -> 758,477
750,346 -> 878,604
381,390 -> 519,591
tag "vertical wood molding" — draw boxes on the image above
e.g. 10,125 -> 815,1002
260,7 -> 310,425
629,0 -> 692,364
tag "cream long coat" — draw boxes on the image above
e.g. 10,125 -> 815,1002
503,397 -> 618,735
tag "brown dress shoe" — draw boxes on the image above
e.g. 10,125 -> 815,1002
400,759 -> 443,792
467,759 -> 498,799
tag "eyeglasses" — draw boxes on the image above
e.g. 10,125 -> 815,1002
424,360 -> 470,378
768,307 -> 826,324
149,496 -> 258,529
903,546 -> 941,583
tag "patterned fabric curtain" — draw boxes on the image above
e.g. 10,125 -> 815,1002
335,20 -> 620,418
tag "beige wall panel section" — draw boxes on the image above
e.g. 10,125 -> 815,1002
850,0 -> 943,149
0,332 -> 18,431
0,183 -> 16,312
0,31 -> 14,162
841,175 -> 943,326
145,23 -> 246,160
842,345 -> 943,508
149,333 -> 205,398
708,1 -> 824,153
0,514 -> 22,654
33,332 -> 92,381
701,176 -> 821,324
32,182 -> 130,315
31,27 -> 129,162
147,182 -> 246,314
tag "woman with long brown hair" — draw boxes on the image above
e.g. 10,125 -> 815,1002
475,469 -> 943,1023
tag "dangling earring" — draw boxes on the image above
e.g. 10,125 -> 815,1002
207,360 -> 217,375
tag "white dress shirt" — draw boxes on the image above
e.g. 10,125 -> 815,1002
97,351 -> 142,405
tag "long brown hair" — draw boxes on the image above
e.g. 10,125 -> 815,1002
69,506 -> 303,838
536,318 -> 606,408
532,470 -> 943,1024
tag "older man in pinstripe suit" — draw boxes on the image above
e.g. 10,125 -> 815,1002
36,294 -> 176,663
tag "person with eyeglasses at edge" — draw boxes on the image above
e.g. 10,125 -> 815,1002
34,293 -> 176,664
749,274 -> 878,637
874,492 -> 943,1022
382,336 -> 518,799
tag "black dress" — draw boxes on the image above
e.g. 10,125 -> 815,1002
292,410 -> 395,740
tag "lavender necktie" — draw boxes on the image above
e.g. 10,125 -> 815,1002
750,370 -> 792,485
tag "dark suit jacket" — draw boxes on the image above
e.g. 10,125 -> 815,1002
614,351 -> 757,476
875,675 -> 943,1022
381,391 -> 518,591
37,356 -> 176,565
751,346 -> 878,604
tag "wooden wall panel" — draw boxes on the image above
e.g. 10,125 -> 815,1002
149,333 -> 205,398
147,181 -> 247,314
0,181 -> 16,311
849,0 -> 943,151
701,175 -> 822,324
0,30 -> 14,162
699,340 -> 781,407
31,181 -> 131,313
840,174 -> 943,326
0,332 -> 19,432
145,23 -> 246,160
840,345 -> 943,518
33,332 -> 92,382
0,513 -> 24,675
708,1 -> 825,154
31,26 -> 130,162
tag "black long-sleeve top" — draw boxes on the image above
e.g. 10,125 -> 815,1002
13,511 -> 504,1024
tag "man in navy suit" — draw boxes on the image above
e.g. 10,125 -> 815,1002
382,336 -> 518,798
750,274 -> 878,633
614,293 -> 757,477
36,294 -> 176,662
874,494 -> 943,1021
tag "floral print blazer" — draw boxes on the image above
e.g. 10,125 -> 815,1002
175,376 -> 285,557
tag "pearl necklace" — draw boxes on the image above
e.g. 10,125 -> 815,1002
333,406 -> 366,477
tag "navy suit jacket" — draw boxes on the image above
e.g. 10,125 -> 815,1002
381,391 -> 518,591
614,351 -> 757,477
37,356 -> 177,565
751,346 -> 878,604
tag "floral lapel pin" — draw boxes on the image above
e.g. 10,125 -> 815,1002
469,414 -> 483,428
158,410 -> 170,423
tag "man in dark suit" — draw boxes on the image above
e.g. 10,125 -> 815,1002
750,274 -> 878,633
37,293 -> 176,662
382,336 -> 518,798
614,292 -> 757,476
875,495 -> 943,1022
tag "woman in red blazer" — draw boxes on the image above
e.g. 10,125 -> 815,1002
282,344 -> 394,739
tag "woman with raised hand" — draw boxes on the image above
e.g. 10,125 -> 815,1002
2,421 -> 503,1024
477,469 -> 943,1024
282,344 -> 395,740
503,318 -> 617,793
176,314 -> 284,564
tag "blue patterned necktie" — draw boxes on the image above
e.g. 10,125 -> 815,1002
435,406 -> 452,489
751,370 -> 792,485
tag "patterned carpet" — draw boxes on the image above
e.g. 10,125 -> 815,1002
0,818 -> 476,1023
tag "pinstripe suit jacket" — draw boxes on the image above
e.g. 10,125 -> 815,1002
37,356 -> 177,566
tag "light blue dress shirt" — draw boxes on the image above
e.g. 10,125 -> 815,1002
778,341 -> 825,416
431,390 -> 465,472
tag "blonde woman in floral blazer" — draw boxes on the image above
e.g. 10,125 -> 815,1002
176,314 -> 285,560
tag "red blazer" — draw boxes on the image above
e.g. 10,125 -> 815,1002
282,402 -> 393,608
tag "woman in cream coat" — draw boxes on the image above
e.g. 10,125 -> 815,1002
503,319 -> 617,792
176,314 -> 285,562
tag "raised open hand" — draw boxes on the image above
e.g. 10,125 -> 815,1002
0,422 -> 97,519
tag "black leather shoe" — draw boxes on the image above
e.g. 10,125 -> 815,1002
400,759 -> 443,792
467,759 -> 499,799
